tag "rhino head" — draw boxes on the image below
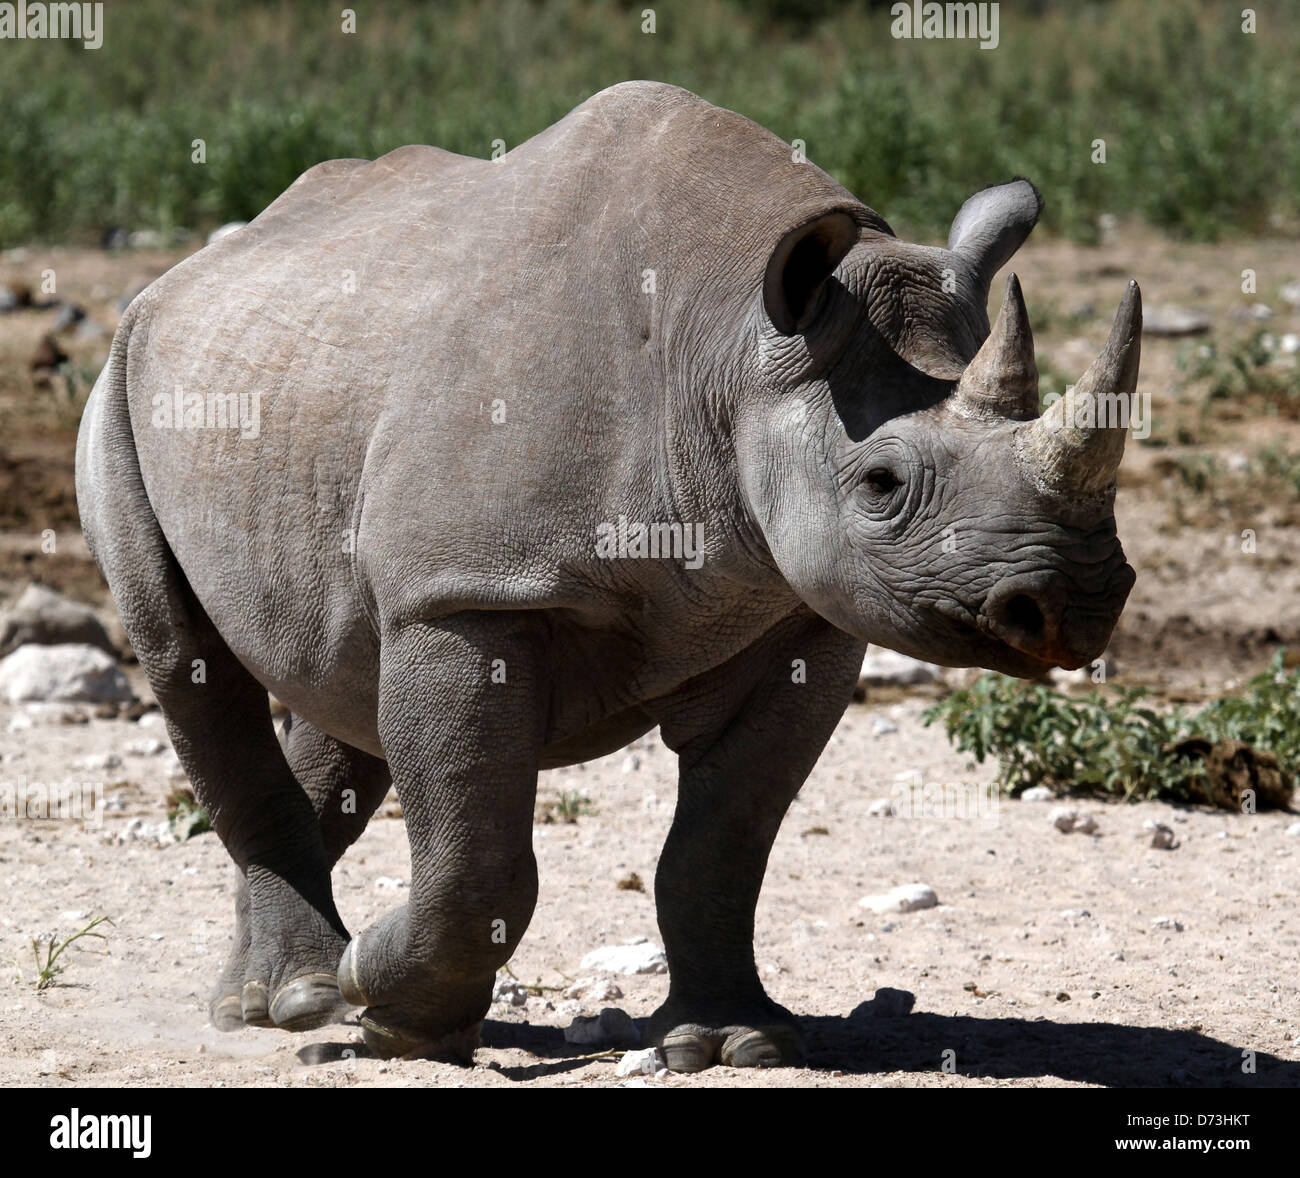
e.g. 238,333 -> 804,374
736,179 -> 1138,676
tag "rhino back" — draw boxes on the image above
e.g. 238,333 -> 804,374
118,81 -> 867,745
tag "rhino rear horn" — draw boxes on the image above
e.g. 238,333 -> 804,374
947,179 -> 1043,299
1018,281 -> 1143,496
763,210 -> 859,334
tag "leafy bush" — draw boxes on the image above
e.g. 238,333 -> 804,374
923,652 -> 1299,808
165,787 -> 212,840
0,0 -> 1297,246
1182,332 -> 1300,414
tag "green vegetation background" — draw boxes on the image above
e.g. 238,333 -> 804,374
0,0 -> 1295,246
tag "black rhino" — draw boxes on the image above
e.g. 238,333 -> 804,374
76,81 -> 1139,1071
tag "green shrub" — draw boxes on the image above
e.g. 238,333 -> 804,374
0,0 -> 1296,246
923,651 -> 1299,807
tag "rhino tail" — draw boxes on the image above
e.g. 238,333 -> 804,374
73,294 -> 210,682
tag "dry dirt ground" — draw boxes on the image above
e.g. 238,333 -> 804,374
0,230 -> 1298,1087
2,698 -> 1298,1089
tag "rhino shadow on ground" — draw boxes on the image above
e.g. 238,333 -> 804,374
296,995 -> 1300,1086
799,998 -> 1300,1088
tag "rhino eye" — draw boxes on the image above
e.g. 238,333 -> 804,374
864,467 -> 902,495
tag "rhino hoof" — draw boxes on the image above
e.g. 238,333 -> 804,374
359,1012 -> 481,1063
240,980 -> 275,1028
661,1024 -> 804,1072
270,973 -> 350,1031
210,993 -> 246,1033
719,1026 -> 804,1069
337,938 -> 368,1006
660,1031 -> 721,1073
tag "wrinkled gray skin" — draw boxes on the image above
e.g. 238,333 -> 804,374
75,82 -> 1139,1070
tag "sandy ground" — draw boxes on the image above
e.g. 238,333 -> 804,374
1,233 -> 1299,1087
2,696 -> 1297,1089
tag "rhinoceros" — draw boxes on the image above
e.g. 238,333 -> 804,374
75,80 -> 1139,1071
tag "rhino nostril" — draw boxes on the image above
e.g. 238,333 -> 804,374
1003,593 -> 1045,638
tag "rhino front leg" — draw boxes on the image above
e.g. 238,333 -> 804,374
650,614 -> 863,1072
337,613 -> 544,1060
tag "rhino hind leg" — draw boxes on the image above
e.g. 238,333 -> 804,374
143,598 -> 351,1031
78,362 -> 353,1034
211,715 -> 391,1031
141,593 -> 352,1033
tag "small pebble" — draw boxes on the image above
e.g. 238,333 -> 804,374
615,1047 -> 663,1077
858,883 -> 938,915
1145,821 -> 1178,849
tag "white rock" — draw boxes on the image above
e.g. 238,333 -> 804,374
1021,786 -> 1055,802
126,738 -> 167,757
1151,916 -> 1185,932
491,976 -> 528,1007
858,883 -> 938,915
563,1007 -> 639,1048
615,1047 -> 664,1076
373,876 -> 406,891
75,753 -> 122,772
1048,665 -> 1095,689
1279,333 -> 1299,355
25,701 -> 84,723
128,229 -> 167,249
563,976 -> 624,1002
858,648 -> 942,688
867,798 -> 897,818
1051,807 -> 1098,834
579,942 -> 668,975
0,584 -> 116,658
1285,822 -> 1300,838
159,750 -> 187,782
109,817 -> 175,848
0,643 -> 134,704
1051,806 -> 1079,832
136,712 -> 167,732
1143,305 -> 1211,336
620,754 -> 641,774
871,717 -> 899,736
1280,280 -> 1300,309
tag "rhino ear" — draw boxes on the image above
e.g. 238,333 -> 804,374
946,179 -> 1043,295
763,210 -> 859,334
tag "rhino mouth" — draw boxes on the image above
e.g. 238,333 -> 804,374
929,599 -> 1071,677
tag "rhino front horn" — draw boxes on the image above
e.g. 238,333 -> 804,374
954,273 -> 1038,419
1018,280 -> 1142,496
